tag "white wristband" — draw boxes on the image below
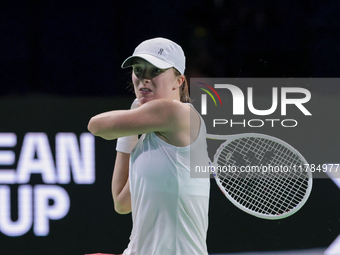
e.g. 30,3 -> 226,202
116,135 -> 138,154
115,98 -> 140,154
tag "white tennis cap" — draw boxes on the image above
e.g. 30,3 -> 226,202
121,37 -> 186,75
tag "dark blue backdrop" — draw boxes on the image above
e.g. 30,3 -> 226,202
1,0 -> 340,96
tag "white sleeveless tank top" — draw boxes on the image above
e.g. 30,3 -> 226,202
123,104 -> 210,255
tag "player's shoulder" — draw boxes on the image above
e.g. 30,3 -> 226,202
140,99 -> 189,114
139,99 -> 192,129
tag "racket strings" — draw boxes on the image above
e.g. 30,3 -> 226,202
215,137 -> 310,216
266,144 -> 310,211
219,175 -> 308,215
225,178 -> 289,215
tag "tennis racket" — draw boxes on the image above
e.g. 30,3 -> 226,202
207,133 -> 313,220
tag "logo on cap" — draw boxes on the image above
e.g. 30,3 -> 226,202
158,48 -> 164,55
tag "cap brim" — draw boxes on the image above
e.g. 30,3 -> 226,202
121,54 -> 173,70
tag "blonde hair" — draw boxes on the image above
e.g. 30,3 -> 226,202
173,68 -> 190,103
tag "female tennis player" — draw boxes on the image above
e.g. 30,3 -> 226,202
87,37 -> 210,255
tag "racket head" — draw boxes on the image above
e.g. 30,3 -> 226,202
210,133 -> 312,220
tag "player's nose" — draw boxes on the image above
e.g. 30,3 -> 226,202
139,70 -> 152,81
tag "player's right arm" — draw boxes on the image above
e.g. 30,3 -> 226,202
107,99 -> 140,215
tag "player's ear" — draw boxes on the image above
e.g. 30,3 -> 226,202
173,75 -> 185,90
